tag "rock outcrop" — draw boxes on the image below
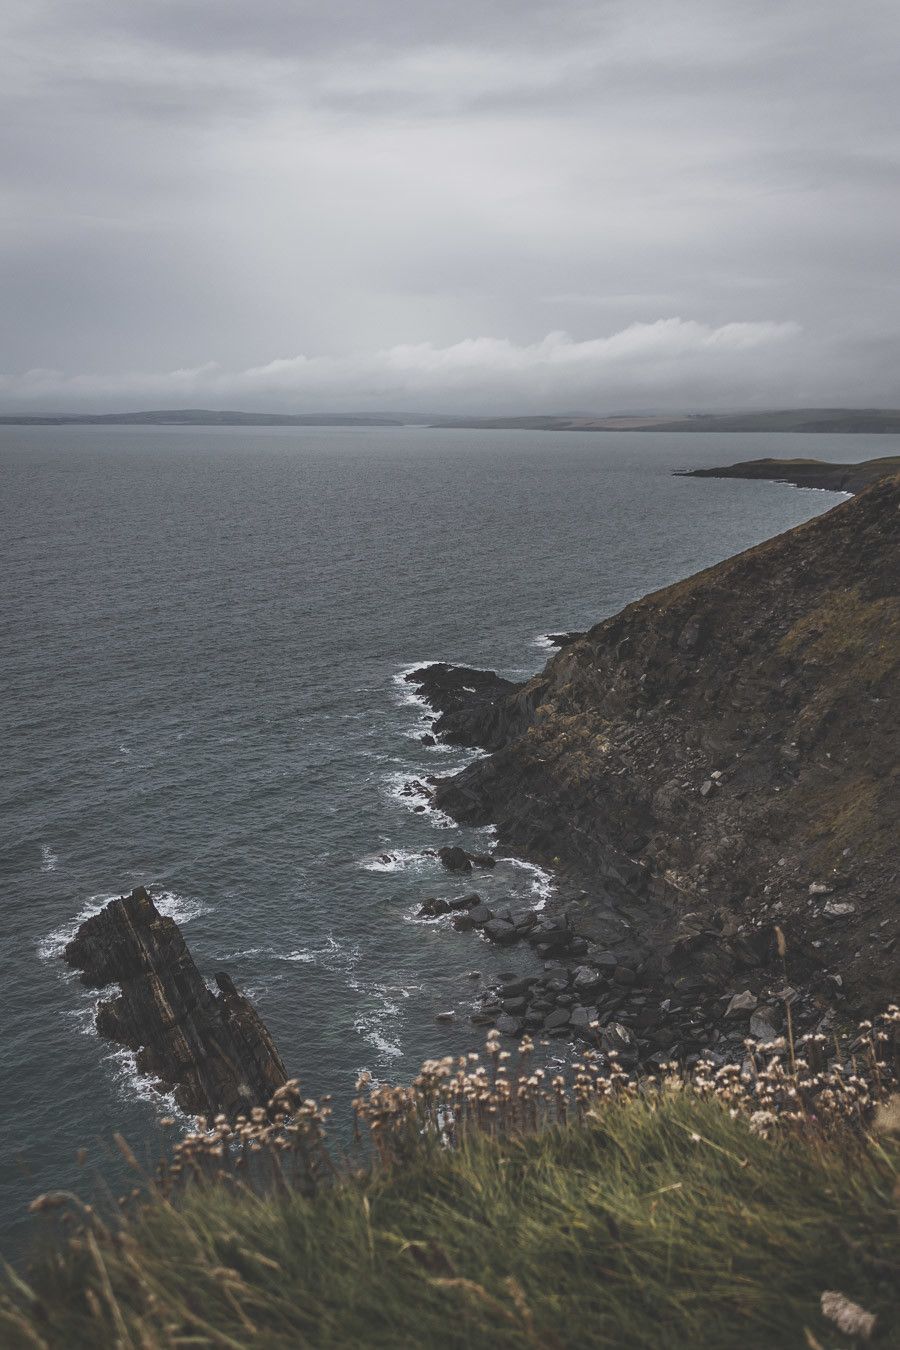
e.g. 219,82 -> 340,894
64,887 -> 287,1117
424,476 -> 899,1021
405,662 -> 538,750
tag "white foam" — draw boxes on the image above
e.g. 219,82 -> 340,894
40,843 -> 59,873
532,634 -> 556,650
360,847 -> 429,874
102,1044 -> 185,1118
38,893 -> 119,962
384,770 -> 454,827
392,662 -> 438,710
351,982 -> 417,1064
505,858 -> 556,908
152,889 -> 211,927
39,888 -> 210,962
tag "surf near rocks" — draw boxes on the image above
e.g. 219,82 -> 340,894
64,886 -> 287,1118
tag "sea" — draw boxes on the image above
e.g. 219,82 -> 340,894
1,424 -> 890,1252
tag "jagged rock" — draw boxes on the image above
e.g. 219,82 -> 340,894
441,894 -> 468,911
824,900 -> 856,917
547,632 -> 586,649
601,1022 -> 638,1061
544,1008 -> 571,1030
404,663 -> 522,749
418,896 -> 450,918
64,887 -> 286,1118
725,990 -> 758,1017
437,846 -> 472,873
572,965 -> 602,994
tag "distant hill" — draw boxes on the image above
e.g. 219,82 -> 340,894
429,408 -> 900,433
1,406 -> 900,431
0,409 -> 404,427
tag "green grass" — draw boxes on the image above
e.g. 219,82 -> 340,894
4,1093 -> 897,1349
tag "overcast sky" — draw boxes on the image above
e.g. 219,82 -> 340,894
1,0 -> 898,413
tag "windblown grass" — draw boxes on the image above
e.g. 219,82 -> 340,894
3,1013 -> 898,1348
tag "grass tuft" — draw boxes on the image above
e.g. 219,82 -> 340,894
2,1012 -> 898,1347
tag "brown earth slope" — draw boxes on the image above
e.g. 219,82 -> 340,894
433,475 -> 899,1018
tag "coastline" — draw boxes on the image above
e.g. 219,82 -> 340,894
396,474 -> 898,1062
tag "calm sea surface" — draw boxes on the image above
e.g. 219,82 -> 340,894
1,424 -> 891,1251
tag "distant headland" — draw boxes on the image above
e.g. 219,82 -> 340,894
677,455 -> 900,493
2,406 -> 900,432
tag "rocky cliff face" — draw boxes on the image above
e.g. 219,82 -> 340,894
65,887 -> 287,1117
427,476 -> 899,1020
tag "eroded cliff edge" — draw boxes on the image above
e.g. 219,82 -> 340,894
425,475 -> 899,1017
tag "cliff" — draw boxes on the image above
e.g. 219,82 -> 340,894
426,475 -> 899,1020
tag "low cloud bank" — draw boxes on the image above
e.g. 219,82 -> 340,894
0,318 -> 807,414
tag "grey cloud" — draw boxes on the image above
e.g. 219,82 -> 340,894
0,0 -> 898,411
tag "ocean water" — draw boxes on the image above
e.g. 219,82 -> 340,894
0,423 -> 889,1251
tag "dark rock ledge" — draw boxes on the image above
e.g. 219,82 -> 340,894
64,887 -> 287,1118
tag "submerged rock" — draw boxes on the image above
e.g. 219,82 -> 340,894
64,887 -> 287,1119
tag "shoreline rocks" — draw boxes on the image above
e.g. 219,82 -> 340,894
64,887 -> 287,1118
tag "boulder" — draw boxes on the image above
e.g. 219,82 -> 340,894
725,990 -> 758,1017
418,896 -> 450,918
437,846 -> 472,873
502,997 -> 527,1014
446,893 -> 479,911
499,977 -> 538,999
572,965 -> 601,993
544,1008 -> 571,1031
600,1022 -> 638,1062
495,1014 -> 523,1036
484,919 -> 518,944
468,904 -> 493,926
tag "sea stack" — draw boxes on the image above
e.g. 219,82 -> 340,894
64,887 -> 287,1117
